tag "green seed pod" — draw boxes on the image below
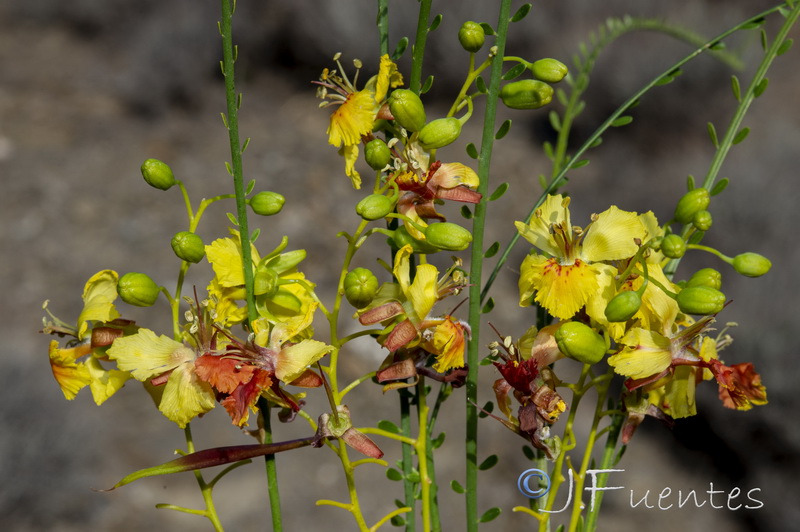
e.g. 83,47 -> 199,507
692,210 -> 713,232
676,285 -> 726,315
364,139 -> 392,170
389,89 -> 426,132
530,58 -> 568,83
674,188 -> 710,224
500,79 -> 554,110
424,222 -> 473,251
686,268 -> 722,290
732,252 -> 772,277
344,268 -> 380,309
604,291 -> 642,323
140,158 -> 176,191
250,191 -> 285,216
254,268 -> 279,298
458,21 -> 485,53
356,194 -> 394,221
170,231 -> 205,264
392,225 -> 439,254
418,117 -> 462,150
661,234 -> 686,259
555,322 -> 606,365
117,272 -> 160,307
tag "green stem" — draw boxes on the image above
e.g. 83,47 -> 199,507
377,0 -> 389,56
409,0 -> 432,94
466,2 -> 513,529
415,378 -> 432,532
583,404 -> 625,531
400,390 -> 416,532
184,424 -> 225,531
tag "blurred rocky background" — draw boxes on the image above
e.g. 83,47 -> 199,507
1,1 -> 798,530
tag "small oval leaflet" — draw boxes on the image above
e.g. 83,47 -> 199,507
495,119 -> 512,140
391,37 -> 409,60
479,454 -> 499,471
511,3 -> 533,23
489,182 -> 509,201
479,507 -> 502,523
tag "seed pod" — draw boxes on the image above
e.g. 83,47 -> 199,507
692,210 -> 713,231
674,188 -> 710,224
530,58 -> 568,83
555,322 -> 606,365
418,117 -> 462,150
604,291 -> 642,322
458,21 -> 485,53
356,194 -> 394,221
686,268 -> 722,290
250,191 -> 285,216
389,89 -> 426,132
732,252 -> 772,277
661,234 -> 686,259
117,272 -> 160,307
676,285 -> 726,315
392,225 -> 439,254
170,231 -> 205,264
344,268 -> 380,309
140,158 -> 176,191
424,222 -> 473,251
364,139 -> 392,170
500,79 -> 554,110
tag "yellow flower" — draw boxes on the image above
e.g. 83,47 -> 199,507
515,195 -> 646,320
328,90 -> 378,148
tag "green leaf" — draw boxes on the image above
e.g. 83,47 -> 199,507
571,159 -> 590,169
429,14 -> 443,32
511,3 -> 533,22
611,115 -> 633,127
538,174 -> 548,190
731,75 -> 741,101
390,515 -> 406,527
482,297 -> 495,314
522,445 -> 535,460
394,499 -> 405,508
549,110 -> 561,132
226,212 -> 239,226
250,228 -> 260,243
741,17 -> 766,30
686,174 -> 696,190
754,78 -> 769,98
431,432 -> 446,449
479,454 -> 499,470
466,142 -> 479,159
479,507 -> 502,523
460,205 -> 473,219
377,420 -> 400,434
495,119 -> 512,140
710,177 -> 729,196
489,182 -> 509,201
733,127 -> 750,145
386,468 -> 404,481
777,38 -> 793,56
479,22 -> 495,36
391,37 -> 409,61
475,75 -> 488,94
502,63 -> 527,81
451,480 -> 466,494
484,241 -> 500,258
710,40 -> 726,51
241,137 -> 251,153
245,179 -> 256,195
760,28 -> 768,51
556,88 -> 568,107
543,141 -> 554,161
481,401 -> 494,414
421,75 -> 434,94
589,136 -> 603,148
706,122 -> 719,148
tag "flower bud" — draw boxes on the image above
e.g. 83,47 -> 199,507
555,322 -> 606,365
458,21 -> 485,53
732,252 -> 772,277
530,58 -> 568,83
250,191 -> 285,216
356,194 -> 394,221
500,79 -> 553,110
254,267 -> 279,297
604,291 -> 642,323
389,89 -> 426,132
140,158 -> 176,191
660,234 -> 686,259
170,231 -> 205,264
424,222 -> 473,251
686,268 -> 722,290
418,117 -> 462,150
674,188 -> 710,224
344,268 -> 380,309
117,272 -> 160,307
676,285 -> 726,315
392,226 -> 439,254
364,139 -> 392,170
692,210 -> 712,232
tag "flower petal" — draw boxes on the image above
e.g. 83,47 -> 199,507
78,270 -> 121,340
608,328 -> 672,379
107,328 -> 193,381
274,339 -> 333,383
86,356 -> 131,405
515,195 -> 570,257
406,264 -> 438,323
159,363 -> 216,428
581,205 -> 644,262
519,254 -> 599,320
327,90 -> 379,148
49,340 -> 92,400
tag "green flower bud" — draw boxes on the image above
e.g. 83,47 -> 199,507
254,268 -> 279,297
676,285 -> 726,315
661,234 -> 686,259
250,191 -> 285,216
530,58 -> 568,83
364,139 -> 392,170
555,322 -> 606,365
424,222 -> 473,251
604,291 -> 642,323
674,188 -> 710,224
356,194 -> 394,221
686,268 -> 722,290
458,21 -> 485,53
170,231 -> 205,264
140,158 -> 176,191
500,79 -> 554,110
344,268 -> 379,309
389,89 -> 426,132
692,210 -> 713,232
418,117 -> 462,150
732,252 -> 772,277
117,272 -> 160,307
392,226 -> 439,254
